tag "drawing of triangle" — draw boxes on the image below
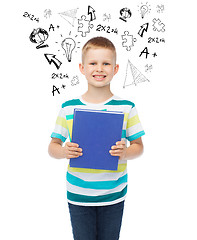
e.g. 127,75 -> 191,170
59,8 -> 78,26
123,60 -> 149,87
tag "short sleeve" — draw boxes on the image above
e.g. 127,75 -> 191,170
51,107 -> 69,142
126,105 -> 145,141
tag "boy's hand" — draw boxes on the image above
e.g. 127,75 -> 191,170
109,140 -> 127,160
64,142 -> 83,159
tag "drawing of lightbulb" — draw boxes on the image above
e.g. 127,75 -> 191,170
61,38 -> 76,62
140,5 -> 148,18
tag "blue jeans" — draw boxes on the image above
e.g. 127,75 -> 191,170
68,201 -> 125,240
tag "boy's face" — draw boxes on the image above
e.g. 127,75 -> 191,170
79,48 -> 119,88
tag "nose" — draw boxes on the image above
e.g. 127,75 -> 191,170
96,64 -> 103,72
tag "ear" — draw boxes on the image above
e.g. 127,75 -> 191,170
113,64 -> 119,76
79,63 -> 85,75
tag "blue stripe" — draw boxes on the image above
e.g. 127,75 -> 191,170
62,99 -> 85,108
122,130 -> 126,138
51,132 -> 67,142
105,99 -> 135,107
67,172 -> 128,190
67,185 -> 127,203
127,131 -> 145,141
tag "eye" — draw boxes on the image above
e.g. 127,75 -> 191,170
104,63 -> 110,66
90,62 -> 96,65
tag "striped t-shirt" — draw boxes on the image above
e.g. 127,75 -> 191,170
51,95 -> 145,206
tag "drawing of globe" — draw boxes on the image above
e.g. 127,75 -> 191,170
120,8 -> 132,19
29,28 -> 49,44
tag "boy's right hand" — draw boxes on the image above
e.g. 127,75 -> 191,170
64,142 -> 83,159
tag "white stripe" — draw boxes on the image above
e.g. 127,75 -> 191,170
126,122 -> 144,137
67,195 -> 127,206
67,169 -> 127,182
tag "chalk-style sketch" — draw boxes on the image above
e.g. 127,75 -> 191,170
59,8 -> 78,27
103,13 -> 111,22
52,85 -> 60,96
44,9 -> 52,19
23,12 -> 39,22
156,4 -> 165,13
61,38 -> 76,62
96,24 -> 118,34
148,37 -> 165,43
121,31 -> 137,51
138,3 -> 151,18
139,47 -> 149,59
78,15 -> 94,37
138,23 -> 149,37
152,52 -> 157,57
71,76 -> 79,86
29,28 -> 49,49
145,64 -> 153,72
152,18 -> 165,32
88,6 -> 96,21
123,60 -> 150,88
44,54 -> 62,69
119,8 -> 132,22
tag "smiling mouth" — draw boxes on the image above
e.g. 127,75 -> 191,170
93,75 -> 106,80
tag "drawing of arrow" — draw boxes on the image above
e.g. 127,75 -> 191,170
88,6 -> 96,21
138,23 -> 149,37
44,54 -> 62,69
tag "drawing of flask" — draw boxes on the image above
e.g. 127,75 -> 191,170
61,38 -> 76,62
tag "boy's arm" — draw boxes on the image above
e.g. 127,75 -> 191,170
48,138 -> 83,159
109,137 -> 143,160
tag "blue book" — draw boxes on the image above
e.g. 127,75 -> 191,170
70,108 -> 124,170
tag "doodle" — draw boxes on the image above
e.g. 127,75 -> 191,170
49,24 -> 60,32
138,2 -> 151,18
61,38 -> 76,62
71,76 -> 79,86
96,24 -> 118,34
44,54 -> 62,69
138,23 -> 149,37
123,60 -> 150,88
152,18 -> 165,32
52,85 -> 60,96
29,28 -> 49,49
145,64 -> 153,72
44,9 -> 52,18
152,52 -> 157,57
88,6 -> 96,21
121,31 -> 137,51
59,8 -> 78,27
119,8 -> 132,22
139,47 -> 149,59
78,15 -> 94,37
23,11 -> 39,22
156,5 -> 165,13
61,84 -> 66,89
148,37 -> 165,43
103,13 -> 111,22
51,73 -> 69,79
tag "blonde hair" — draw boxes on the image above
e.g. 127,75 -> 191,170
82,36 -> 116,63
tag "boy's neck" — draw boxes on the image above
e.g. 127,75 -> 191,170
82,85 -> 114,104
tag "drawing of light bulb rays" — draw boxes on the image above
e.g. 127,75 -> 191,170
61,37 -> 76,62
138,2 -> 151,19
123,60 -> 150,88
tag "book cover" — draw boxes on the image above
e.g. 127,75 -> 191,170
70,108 -> 124,170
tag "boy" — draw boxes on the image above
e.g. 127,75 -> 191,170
48,37 -> 145,240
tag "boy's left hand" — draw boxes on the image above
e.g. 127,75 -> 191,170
109,140 -> 127,160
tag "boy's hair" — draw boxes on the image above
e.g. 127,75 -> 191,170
82,36 -> 116,63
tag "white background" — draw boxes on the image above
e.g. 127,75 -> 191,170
1,0 -> 197,239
